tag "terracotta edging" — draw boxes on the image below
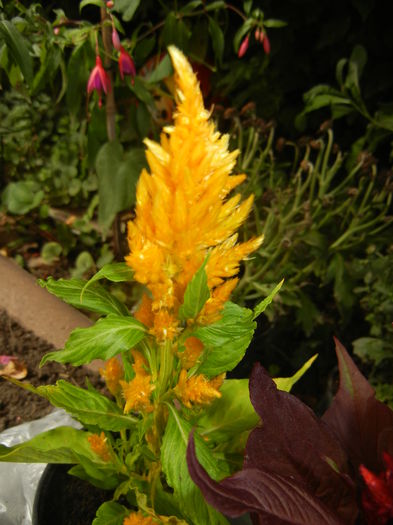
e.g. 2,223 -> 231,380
0,255 -> 103,373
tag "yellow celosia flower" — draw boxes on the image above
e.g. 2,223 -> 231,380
131,349 -> 149,376
126,46 -> 263,338
120,375 -> 154,414
179,336 -> 204,369
99,357 -> 123,395
134,293 -> 154,328
123,512 -> 157,525
88,431 -> 111,461
175,369 -> 224,408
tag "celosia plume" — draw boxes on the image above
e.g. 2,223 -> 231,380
126,46 -> 262,339
88,431 -> 111,461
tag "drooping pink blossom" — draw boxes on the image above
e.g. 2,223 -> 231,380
87,55 -> 111,108
118,45 -> 136,80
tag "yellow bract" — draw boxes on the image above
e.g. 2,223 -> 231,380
123,512 -> 157,525
126,46 -> 263,337
175,370 -> 225,408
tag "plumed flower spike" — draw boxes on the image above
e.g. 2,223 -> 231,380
126,46 -> 263,337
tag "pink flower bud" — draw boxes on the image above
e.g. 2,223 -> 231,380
53,27 -> 60,35
112,27 -> 121,51
106,1 -> 114,8
255,28 -> 260,41
238,34 -> 250,58
263,33 -> 271,54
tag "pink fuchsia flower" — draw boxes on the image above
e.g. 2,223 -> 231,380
118,45 -> 136,80
238,34 -> 250,58
87,55 -> 111,108
360,452 -> 393,525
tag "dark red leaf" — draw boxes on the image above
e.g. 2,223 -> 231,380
187,431 -> 345,525
246,363 -> 357,523
322,338 -> 393,472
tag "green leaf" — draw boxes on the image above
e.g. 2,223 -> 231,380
41,315 -> 146,366
193,302 -> 256,376
0,20 -> 33,86
2,181 -> 44,214
208,17 -> 224,65
32,46 -> 61,94
36,380 -> 137,430
353,337 -> 393,366
198,379 -> 259,442
41,242 -> 62,264
205,0 -> 226,10
179,257 -> 210,321
161,406 -> 230,525
39,276 -> 129,316
0,426 -> 96,463
82,262 -> 134,292
145,53 -> 173,83
66,43 -> 89,115
252,279 -> 283,320
263,19 -> 288,28
96,142 -> 146,231
80,0 -> 104,10
233,18 -> 254,53
274,354 -> 318,392
114,0 -> 141,21
93,502 -> 130,525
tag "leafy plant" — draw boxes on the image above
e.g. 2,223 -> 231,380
188,338 -> 393,524
0,47 -> 310,525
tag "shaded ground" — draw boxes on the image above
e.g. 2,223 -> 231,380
0,310 -> 104,432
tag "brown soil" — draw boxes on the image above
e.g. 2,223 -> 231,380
0,309 -> 104,432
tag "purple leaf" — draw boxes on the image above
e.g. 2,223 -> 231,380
322,338 -> 393,472
246,363 -> 357,523
187,432 -> 345,525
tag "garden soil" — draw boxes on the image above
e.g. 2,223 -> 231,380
0,310 -> 104,432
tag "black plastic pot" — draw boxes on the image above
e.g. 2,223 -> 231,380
33,464 -> 252,525
32,464 -> 109,525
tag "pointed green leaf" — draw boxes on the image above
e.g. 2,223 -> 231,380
80,262 -> 134,302
41,315 -> 146,366
114,0 -> 141,21
208,17 -> 224,65
38,380 -> 137,430
194,302 -> 256,376
0,20 -> 33,86
39,277 -> 129,316
252,279 -> 284,320
198,379 -> 259,442
0,426 -> 96,463
274,354 -> 318,392
179,258 -> 210,321
146,53 -> 173,83
93,502 -> 130,525
80,0 -> 104,10
161,406 -> 229,525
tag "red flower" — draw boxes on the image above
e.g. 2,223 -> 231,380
238,34 -> 249,58
360,452 -> 393,524
87,55 -> 111,108
118,45 -> 136,80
